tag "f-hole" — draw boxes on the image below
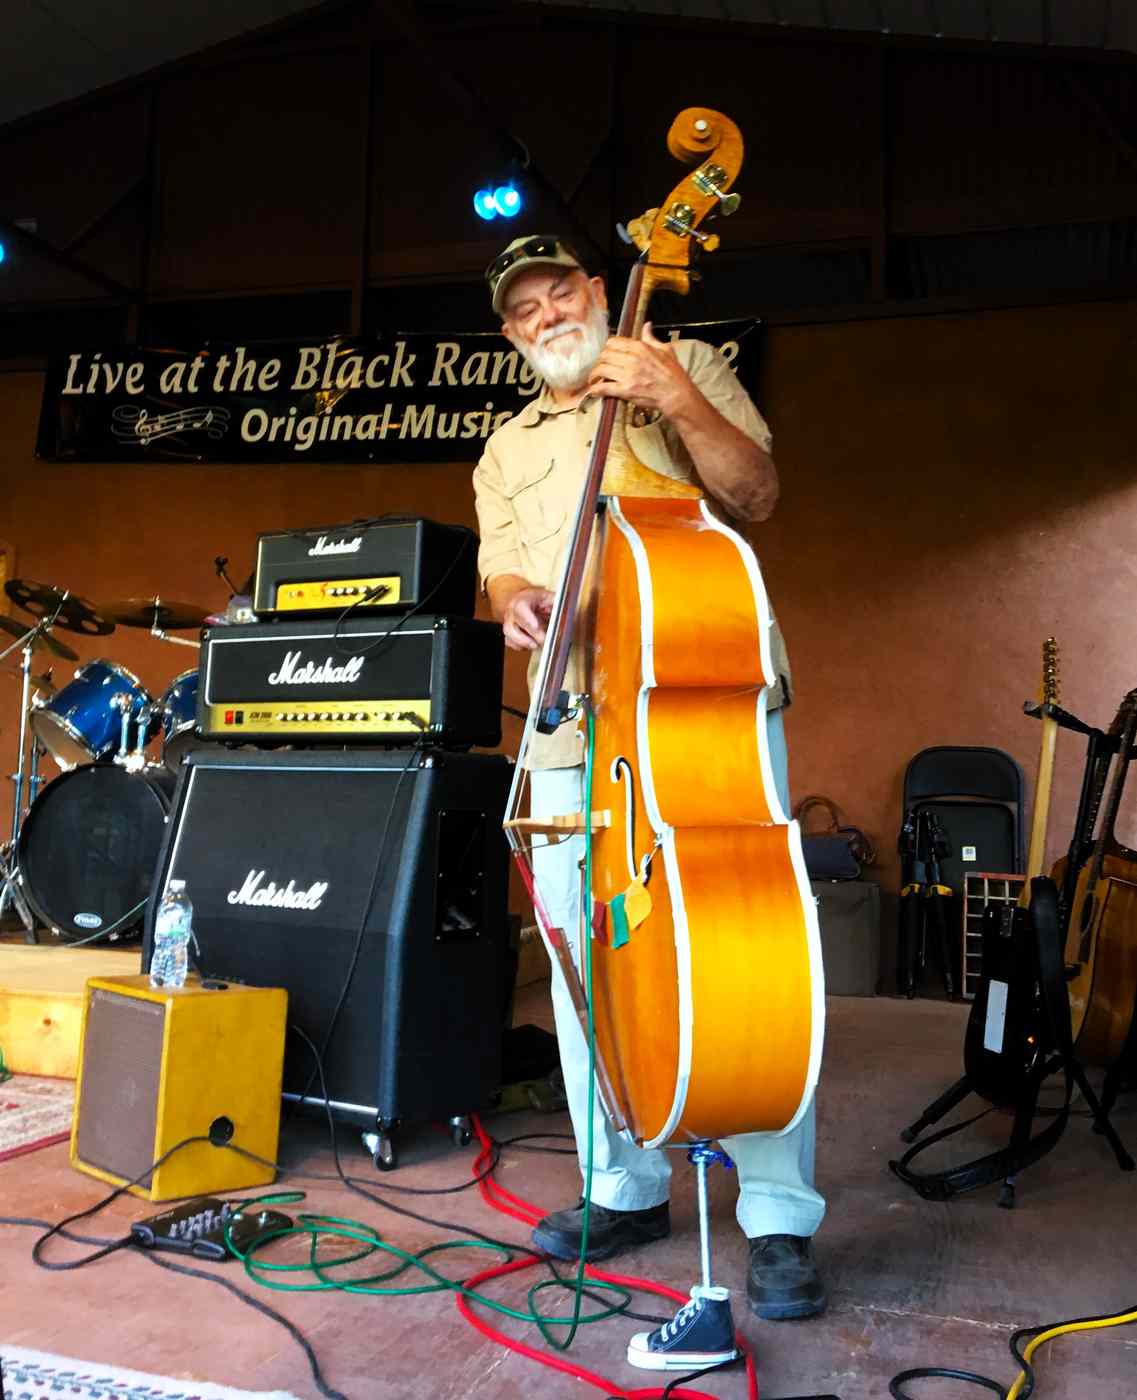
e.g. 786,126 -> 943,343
610,756 -> 637,884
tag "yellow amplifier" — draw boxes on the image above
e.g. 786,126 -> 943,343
253,518 -> 477,619
71,974 -> 287,1202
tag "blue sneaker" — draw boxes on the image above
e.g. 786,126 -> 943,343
626,1285 -> 739,1370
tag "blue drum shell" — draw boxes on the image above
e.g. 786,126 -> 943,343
32,659 -> 153,769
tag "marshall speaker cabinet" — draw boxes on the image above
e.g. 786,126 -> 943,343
253,517 -> 477,619
142,748 -> 512,1163
196,615 -> 504,750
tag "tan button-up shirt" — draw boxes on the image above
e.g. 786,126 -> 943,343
473,337 -> 792,768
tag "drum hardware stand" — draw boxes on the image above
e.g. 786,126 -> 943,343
151,624 -> 200,650
112,692 -> 156,772
0,615 -> 63,941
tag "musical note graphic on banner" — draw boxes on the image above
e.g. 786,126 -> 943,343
111,405 -> 231,444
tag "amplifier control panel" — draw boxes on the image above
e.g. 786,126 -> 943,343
206,698 -> 430,737
273,575 -> 400,612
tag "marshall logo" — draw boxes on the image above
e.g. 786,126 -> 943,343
227,869 -> 329,911
308,534 -> 363,557
268,651 -> 365,685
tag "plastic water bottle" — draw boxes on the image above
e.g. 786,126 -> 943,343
150,879 -> 195,989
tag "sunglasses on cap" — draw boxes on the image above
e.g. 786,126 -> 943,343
485,236 -> 582,289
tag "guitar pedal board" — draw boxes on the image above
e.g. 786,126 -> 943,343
131,1195 -> 292,1260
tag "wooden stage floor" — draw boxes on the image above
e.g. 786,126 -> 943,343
1,981 -> 1134,1400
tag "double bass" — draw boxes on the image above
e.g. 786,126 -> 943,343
505,108 -> 823,1149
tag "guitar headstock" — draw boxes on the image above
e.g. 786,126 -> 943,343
1106,686 -> 1137,735
1042,638 -> 1060,707
628,108 -> 744,299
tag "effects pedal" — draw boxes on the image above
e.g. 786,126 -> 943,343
130,1195 -> 292,1261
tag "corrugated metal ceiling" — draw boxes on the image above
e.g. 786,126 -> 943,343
2,0 -> 1133,130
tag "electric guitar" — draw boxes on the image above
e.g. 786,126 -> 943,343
962,640 -> 1060,1105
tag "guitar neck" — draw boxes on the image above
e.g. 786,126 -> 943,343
1022,638 -> 1061,899
1024,714 -> 1059,883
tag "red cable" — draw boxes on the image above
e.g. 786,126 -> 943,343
459,1114 -> 759,1400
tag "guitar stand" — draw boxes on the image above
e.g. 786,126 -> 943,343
897,1046 -> 1134,1209
894,879 -> 1134,1208
1025,698 -> 1137,1152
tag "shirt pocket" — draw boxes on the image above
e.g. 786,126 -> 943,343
504,457 -> 567,545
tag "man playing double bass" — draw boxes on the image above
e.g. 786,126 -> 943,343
472,234 -> 826,1329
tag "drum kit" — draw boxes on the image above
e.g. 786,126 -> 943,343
0,580 -> 212,945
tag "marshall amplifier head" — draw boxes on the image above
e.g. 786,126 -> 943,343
142,748 -> 512,1128
196,614 -> 504,748
254,517 -> 477,619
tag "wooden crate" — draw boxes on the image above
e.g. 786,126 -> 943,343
0,945 -> 140,1077
960,872 -> 1026,1000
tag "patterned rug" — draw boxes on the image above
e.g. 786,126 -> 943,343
0,1347 -> 301,1400
0,1074 -> 74,1164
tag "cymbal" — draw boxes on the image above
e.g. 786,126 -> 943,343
5,579 -> 114,636
0,613 -> 79,661
100,597 -> 210,631
1,665 -> 56,696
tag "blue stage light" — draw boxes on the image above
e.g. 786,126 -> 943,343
473,189 -> 498,221
493,185 -> 521,218
0,243 -> 6,264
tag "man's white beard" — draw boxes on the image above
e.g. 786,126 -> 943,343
521,303 -> 610,392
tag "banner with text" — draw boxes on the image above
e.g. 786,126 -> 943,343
36,320 -> 763,465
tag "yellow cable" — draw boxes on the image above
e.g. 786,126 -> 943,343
1005,1308 -> 1137,1400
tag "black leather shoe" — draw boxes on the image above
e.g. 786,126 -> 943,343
746,1234 -> 826,1320
531,1199 -> 670,1262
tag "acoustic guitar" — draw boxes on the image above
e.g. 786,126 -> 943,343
1063,687 -> 1137,1067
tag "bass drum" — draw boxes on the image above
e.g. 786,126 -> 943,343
17,764 -> 175,942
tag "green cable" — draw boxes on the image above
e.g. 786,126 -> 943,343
214,713 -> 621,1342
222,1179 -> 632,1326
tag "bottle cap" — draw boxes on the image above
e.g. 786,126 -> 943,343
168,879 -> 186,892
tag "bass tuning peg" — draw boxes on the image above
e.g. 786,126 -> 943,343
693,162 -> 741,216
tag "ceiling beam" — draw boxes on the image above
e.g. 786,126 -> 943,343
0,215 -> 133,300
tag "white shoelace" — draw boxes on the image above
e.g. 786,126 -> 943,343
658,1298 -> 701,1344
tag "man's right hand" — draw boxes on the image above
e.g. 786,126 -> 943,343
500,586 -> 555,651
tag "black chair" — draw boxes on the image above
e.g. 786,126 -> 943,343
898,746 -> 1025,997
